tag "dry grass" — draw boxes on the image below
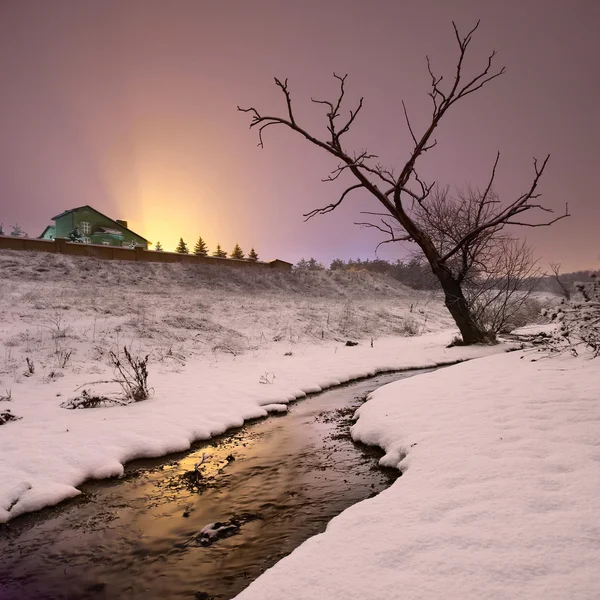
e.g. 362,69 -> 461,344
0,249 -> 451,388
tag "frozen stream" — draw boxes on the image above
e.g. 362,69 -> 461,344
0,369 -> 433,600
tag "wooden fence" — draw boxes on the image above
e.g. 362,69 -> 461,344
0,236 -> 292,271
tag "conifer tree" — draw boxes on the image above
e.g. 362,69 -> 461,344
154,241 -> 163,252
68,228 -> 83,242
194,236 -> 208,256
175,237 -> 189,254
10,224 -> 27,237
230,243 -> 244,259
248,247 -> 259,261
213,243 -> 227,258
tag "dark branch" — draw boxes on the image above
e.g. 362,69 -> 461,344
303,183 -> 364,221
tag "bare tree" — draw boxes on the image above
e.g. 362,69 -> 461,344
549,262 -> 571,300
239,21 -> 569,344
414,186 -> 543,336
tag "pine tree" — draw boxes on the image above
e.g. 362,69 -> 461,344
194,236 -> 208,256
175,238 -> 189,254
0,223 -> 4,235
154,241 -> 163,252
68,228 -> 83,243
11,224 -> 28,238
248,247 -> 259,262
212,243 -> 227,258
230,243 -> 244,259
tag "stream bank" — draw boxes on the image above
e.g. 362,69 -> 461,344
0,369 -> 434,600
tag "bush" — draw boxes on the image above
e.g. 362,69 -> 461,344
61,390 -> 124,409
543,274 -> 600,357
109,347 -> 151,401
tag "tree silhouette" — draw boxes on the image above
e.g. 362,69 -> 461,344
175,238 -> 189,254
154,241 -> 164,252
239,22 -> 568,344
194,236 -> 209,256
213,243 -> 227,258
248,247 -> 259,261
11,224 -> 28,238
230,243 -> 244,259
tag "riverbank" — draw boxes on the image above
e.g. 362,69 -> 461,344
0,332 -> 501,522
0,371 -> 414,599
237,347 -> 600,600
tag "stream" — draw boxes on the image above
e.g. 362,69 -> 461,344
0,369 -> 433,600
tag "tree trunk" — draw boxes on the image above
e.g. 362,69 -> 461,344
434,267 -> 492,345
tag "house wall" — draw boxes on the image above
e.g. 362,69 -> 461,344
40,227 -> 55,240
0,236 -> 292,271
54,208 -> 148,248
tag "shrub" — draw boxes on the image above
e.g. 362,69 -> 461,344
109,347 -> 151,402
542,274 -> 600,357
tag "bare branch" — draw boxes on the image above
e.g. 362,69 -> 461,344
354,218 -> 413,250
304,184 -> 364,221
549,262 -> 571,300
440,155 -> 560,263
274,77 -> 296,126
402,101 -> 418,146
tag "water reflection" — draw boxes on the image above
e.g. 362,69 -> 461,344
0,370 -> 431,599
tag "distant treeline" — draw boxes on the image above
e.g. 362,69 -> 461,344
295,257 -> 439,289
295,257 -> 597,294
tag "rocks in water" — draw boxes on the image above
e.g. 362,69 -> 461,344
198,520 -> 241,546
194,513 -> 262,547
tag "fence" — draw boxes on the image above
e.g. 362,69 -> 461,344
0,236 -> 292,271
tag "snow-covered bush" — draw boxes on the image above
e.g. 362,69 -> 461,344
542,274 -> 599,357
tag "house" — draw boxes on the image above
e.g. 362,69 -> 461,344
39,206 -> 149,249
268,259 -> 293,270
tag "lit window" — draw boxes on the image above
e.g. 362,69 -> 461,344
80,221 -> 91,234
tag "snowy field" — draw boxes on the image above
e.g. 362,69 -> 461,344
0,249 -> 453,521
237,347 -> 600,599
2,250 -> 598,599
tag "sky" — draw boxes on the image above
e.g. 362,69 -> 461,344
0,0 -> 598,270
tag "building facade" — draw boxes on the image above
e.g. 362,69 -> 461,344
39,206 -> 149,249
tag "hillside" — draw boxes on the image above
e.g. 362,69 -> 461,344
0,250 -> 451,387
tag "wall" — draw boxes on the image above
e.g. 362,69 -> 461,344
0,236 -> 292,271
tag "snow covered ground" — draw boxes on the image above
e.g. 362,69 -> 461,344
3,249 -> 596,599
0,249 -> 454,521
237,348 -> 600,600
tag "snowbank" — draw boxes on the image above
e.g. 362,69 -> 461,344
237,350 -> 600,600
0,332 -> 500,523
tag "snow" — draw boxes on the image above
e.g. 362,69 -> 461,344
0,249 -> 456,522
2,250 -> 597,598
0,331 -> 501,522
236,349 -> 600,600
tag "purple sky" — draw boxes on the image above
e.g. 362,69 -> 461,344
1,0 -> 598,270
